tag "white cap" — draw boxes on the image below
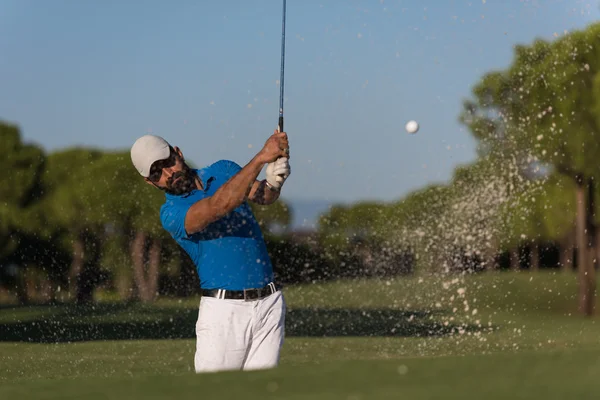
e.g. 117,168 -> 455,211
130,135 -> 171,178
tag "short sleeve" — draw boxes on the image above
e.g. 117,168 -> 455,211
213,160 -> 242,178
160,201 -> 191,240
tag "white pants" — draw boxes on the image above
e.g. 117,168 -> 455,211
194,290 -> 286,373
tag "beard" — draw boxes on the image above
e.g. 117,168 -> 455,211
164,166 -> 197,195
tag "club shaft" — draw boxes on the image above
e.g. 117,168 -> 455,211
279,0 -> 286,131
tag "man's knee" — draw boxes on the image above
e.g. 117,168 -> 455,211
243,359 -> 279,371
194,350 -> 246,374
194,359 -> 241,374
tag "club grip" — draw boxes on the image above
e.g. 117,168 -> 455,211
277,116 -> 286,178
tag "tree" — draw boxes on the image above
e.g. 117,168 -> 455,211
250,199 -> 292,236
76,151 -> 167,303
318,201 -> 388,241
460,23 -> 600,315
0,121 -> 46,302
34,148 -> 106,303
128,175 -> 167,303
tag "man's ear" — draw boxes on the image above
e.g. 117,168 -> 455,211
173,146 -> 184,161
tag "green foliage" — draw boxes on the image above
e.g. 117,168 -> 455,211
463,23 -> 600,178
250,199 -> 292,235
318,201 -> 387,238
0,121 -> 45,261
0,127 -> 300,301
0,122 -> 45,207
497,174 -> 577,249
459,22 -> 600,256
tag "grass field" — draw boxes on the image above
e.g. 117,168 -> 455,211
1,271 -> 600,399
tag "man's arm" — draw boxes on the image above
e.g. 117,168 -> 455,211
248,180 -> 280,205
184,131 -> 288,234
248,156 -> 290,205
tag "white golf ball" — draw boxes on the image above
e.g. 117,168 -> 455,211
405,120 -> 419,134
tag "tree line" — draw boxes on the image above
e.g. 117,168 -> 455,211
0,125 -> 292,304
318,22 -> 600,316
2,22 -> 600,316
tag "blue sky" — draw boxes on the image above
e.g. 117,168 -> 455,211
1,0 -> 598,205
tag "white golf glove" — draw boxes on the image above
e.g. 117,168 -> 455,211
265,157 -> 290,191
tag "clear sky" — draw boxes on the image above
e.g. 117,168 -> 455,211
1,0 -> 598,205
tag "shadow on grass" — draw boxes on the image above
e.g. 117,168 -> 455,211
285,308 -> 466,337
0,303 -> 484,343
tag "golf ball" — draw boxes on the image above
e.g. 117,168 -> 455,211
405,120 -> 419,134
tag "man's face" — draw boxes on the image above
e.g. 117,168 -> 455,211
146,147 -> 196,195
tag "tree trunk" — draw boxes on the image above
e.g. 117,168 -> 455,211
131,231 -> 150,302
11,264 -> 30,304
130,232 -> 162,303
510,247 -> 520,271
39,276 -> 53,302
530,243 -> 539,271
584,177 -> 597,314
560,232 -> 574,272
69,235 -> 84,300
76,232 -> 101,305
116,272 -> 133,301
25,268 -> 37,302
146,239 -> 161,302
483,239 -> 497,270
596,232 -> 600,273
576,175 -> 595,316
484,252 -> 497,270
178,247 -> 199,296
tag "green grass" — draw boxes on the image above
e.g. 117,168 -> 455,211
3,349 -> 600,400
1,270 -> 600,399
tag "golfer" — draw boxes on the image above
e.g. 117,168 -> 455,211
130,129 -> 291,373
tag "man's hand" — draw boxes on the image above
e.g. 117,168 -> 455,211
258,130 -> 289,164
265,157 -> 291,190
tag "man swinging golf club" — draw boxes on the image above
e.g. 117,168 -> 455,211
130,129 -> 291,373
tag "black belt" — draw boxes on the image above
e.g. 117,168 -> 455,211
201,282 -> 279,301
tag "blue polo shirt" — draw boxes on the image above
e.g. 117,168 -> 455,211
159,160 -> 274,290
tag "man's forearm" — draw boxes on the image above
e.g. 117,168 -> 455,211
263,181 -> 281,204
262,180 -> 282,205
211,155 -> 265,211
184,156 -> 266,235
250,180 -> 281,205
